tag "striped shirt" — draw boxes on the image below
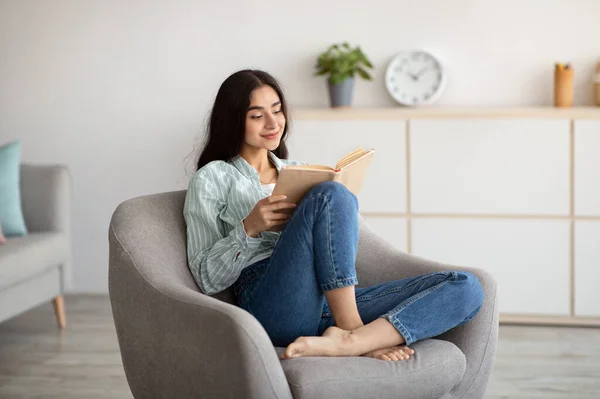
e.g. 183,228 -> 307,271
183,151 -> 306,295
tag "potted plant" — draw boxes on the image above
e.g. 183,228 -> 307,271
315,42 -> 374,108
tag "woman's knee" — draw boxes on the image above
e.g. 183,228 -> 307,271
308,181 -> 357,206
455,271 -> 485,314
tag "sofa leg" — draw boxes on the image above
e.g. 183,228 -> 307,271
53,295 -> 66,329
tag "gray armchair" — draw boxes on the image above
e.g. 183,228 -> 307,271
109,191 -> 498,399
0,164 -> 71,328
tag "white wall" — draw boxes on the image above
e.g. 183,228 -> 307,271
1,0 -> 599,292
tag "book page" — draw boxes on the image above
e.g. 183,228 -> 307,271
335,148 -> 366,170
336,149 -> 370,170
283,165 -> 335,171
336,150 -> 375,196
282,147 -> 367,171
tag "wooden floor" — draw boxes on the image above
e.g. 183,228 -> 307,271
0,295 -> 599,399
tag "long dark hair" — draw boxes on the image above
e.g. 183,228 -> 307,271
196,70 -> 290,170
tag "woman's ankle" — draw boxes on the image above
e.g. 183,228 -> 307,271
345,319 -> 407,355
344,329 -> 375,356
335,318 -> 364,331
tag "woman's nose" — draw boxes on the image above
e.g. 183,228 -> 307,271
265,113 -> 278,128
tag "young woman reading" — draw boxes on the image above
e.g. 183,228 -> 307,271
184,69 -> 484,361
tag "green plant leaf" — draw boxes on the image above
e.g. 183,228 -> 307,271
357,67 -> 372,80
355,49 -> 373,69
361,56 -> 374,69
330,72 -> 349,85
316,42 -> 373,82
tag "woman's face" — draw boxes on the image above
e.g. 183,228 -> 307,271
244,85 -> 286,152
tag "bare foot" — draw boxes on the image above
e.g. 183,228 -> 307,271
363,345 -> 415,361
281,326 -> 357,359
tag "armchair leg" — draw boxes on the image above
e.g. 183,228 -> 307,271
53,295 -> 66,329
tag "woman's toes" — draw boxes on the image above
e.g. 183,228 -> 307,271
363,345 -> 415,361
282,343 -> 301,359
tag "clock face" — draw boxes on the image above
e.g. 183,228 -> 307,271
385,51 -> 446,106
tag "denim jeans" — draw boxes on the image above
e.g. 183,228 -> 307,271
234,181 -> 485,347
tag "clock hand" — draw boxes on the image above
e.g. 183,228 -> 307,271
416,67 -> 429,78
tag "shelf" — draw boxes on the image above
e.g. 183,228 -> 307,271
291,106 -> 600,120
500,313 -> 600,327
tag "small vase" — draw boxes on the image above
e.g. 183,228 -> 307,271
554,66 -> 574,108
594,60 -> 600,107
328,77 -> 354,108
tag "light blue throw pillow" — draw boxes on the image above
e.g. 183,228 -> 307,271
0,141 -> 28,236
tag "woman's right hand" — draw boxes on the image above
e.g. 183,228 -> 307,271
243,195 -> 297,238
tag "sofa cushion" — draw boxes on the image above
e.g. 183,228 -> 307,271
0,141 -> 28,237
0,232 -> 68,290
277,339 -> 465,399
0,223 -> 5,245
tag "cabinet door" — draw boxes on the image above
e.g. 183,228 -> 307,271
361,216 -> 408,253
575,221 -> 600,316
574,120 -> 600,216
287,120 -> 406,213
410,119 -> 570,215
411,218 -> 570,315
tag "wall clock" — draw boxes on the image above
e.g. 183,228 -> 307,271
385,50 -> 447,106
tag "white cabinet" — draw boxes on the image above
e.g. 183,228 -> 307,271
360,216 -> 408,253
287,120 -> 406,213
410,119 -> 570,215
291,108 -> 600,325
411,218 -> 571,315
575,221 -> 600,316
575,121 -> 600,216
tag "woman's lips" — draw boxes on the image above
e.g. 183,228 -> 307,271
262,132 -> 279,140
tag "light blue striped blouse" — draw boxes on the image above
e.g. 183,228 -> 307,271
183,151 -> 306,295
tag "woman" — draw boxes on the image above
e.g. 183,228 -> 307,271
184,69 -> 484,361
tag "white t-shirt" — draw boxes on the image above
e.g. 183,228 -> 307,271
261,182 -> 275,196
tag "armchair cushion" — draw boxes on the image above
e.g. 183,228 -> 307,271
0,232 -> 68,290
277,339 -> 466,399
0,141 -> 28,237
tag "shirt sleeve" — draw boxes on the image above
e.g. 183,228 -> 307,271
184,167 -> 263,295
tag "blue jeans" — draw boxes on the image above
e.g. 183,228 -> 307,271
234,181 -> 484,347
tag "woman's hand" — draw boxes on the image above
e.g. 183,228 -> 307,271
243,195 -> 297,238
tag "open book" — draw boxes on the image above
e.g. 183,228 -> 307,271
272,147 -> 375,204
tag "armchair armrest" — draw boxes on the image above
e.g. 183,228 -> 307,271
20,164 -> 71,235
109,224 -> 293,399
356,215 -> 499,399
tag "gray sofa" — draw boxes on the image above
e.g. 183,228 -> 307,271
109,190 -> 498,399
0,164 -> 71,328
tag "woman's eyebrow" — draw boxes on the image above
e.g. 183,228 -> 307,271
247,101 -> 281,111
